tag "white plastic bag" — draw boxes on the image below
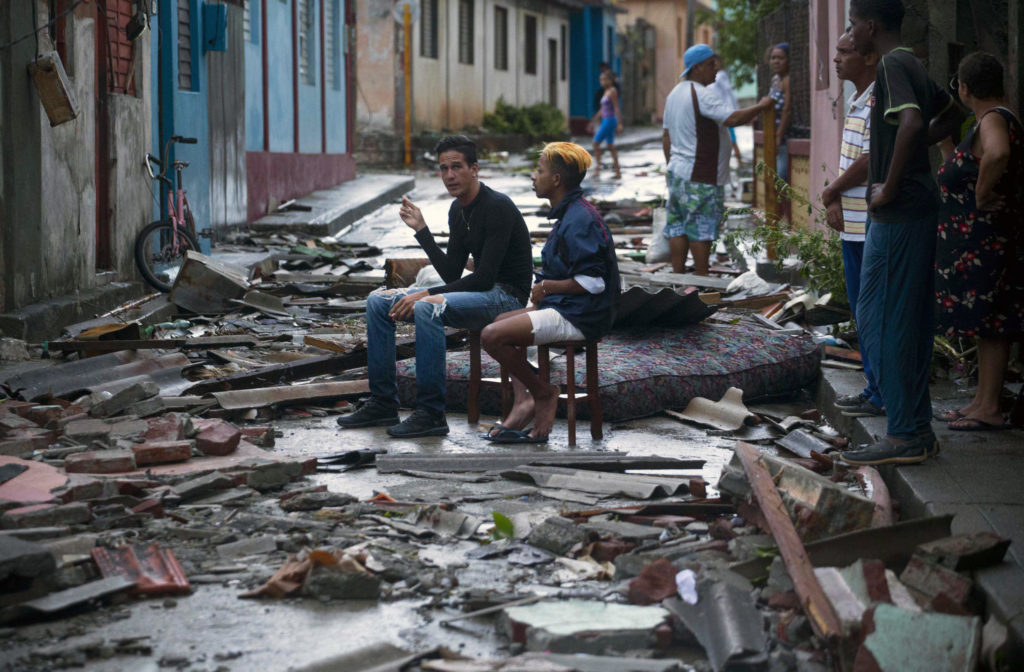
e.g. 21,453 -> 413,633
646,207 -> 670,264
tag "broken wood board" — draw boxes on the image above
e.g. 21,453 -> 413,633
501,465 -> 692,499
728,514 -> 954,581
212,380 -> 369,410
44,336 -> 258,354
376,452 -> 704,474
666,387 -> 752,431
303,334 -> 359,354
733,441 -> 842,642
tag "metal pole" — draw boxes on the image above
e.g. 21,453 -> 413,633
403,4 -> 412,166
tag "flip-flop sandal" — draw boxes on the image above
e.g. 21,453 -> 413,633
479,423 -> 511,440
934,409 -> 965,422
484,427 -> 549,444
948,417 -> 1013,432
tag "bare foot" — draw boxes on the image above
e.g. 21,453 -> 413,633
530,383 -> 560,439
614,171 -> 622,180
488,396 -> 535,436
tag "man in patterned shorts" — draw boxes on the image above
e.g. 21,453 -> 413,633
662,44 -> 771,275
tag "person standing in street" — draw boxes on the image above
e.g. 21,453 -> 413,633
480,143 -> 619,443
662,44 -> 771,275
822,31 -> 884,420
591,70 -> 624,179
336,135 -> 533,438
767,43 -> 793,181
840,0 -> 963,466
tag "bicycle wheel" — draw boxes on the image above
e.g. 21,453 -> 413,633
134,220 -> 201,292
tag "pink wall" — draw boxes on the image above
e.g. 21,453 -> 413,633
246,153 -> 357,222
807,0 -> 848,230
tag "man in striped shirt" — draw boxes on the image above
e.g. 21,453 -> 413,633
822,31 -> 882,418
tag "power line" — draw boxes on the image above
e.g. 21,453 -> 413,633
0,0 -> 90,52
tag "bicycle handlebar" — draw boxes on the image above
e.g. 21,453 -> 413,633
146,135 -> 196,182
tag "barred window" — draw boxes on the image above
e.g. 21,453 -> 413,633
524,14 -> 536,75
420,0 -> 438,59
325,0 -> 341,90
178,0 -> 193,90
457,0 -> 474,65
298,0 -> 315,85
494,6 -> 508,71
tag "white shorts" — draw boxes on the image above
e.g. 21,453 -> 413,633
528,308 -> 585,344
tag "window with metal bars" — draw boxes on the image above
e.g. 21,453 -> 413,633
560,24 -> 566,81
325,0 -> 340,90
457,0 -> 474,65
494,6 -> 507,71
299,0 -> 315,85
524,14 -> 536,75
243,0 -> 258,44
178,0 -> 193,90
420,0 -> 438,59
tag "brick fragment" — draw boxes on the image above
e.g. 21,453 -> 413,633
144,413 -> 191,443
899,555 -> 975,615
915,532 -> 1011,572
63,418 -> 112,444
193,418 -> 241,456
131,440 -> 192,466
64,450 -> 137,474
23,405 -> 64,427
238,426 -> 275,447
89,381 -> 159,418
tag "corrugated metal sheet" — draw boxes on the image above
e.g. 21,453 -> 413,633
4,352 -> 191,401
614,286 -> 717,328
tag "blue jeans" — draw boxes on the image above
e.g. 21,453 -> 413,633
857,215 -> 937,439
842,238 -> 882,408
365,285 -> 523,415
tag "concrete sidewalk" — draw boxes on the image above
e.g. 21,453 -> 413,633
248,173 -> 414,238
819,366 -> 1024,660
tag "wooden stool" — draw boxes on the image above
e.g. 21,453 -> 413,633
470,334 -> 604,446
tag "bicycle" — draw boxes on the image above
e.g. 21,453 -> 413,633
135,135 -> 206,292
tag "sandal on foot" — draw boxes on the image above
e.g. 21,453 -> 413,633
948,417 -> 1012,432
934,409 -> 965,422
484,427 -> 549,444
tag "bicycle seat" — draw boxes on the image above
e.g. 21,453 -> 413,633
172,160 -> 190,169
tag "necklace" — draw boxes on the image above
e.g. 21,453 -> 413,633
460,206 -> 477,234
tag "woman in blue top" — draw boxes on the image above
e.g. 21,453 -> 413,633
768,43 -> 792,180
481,142 -> 619,443
590,71 -> 623,179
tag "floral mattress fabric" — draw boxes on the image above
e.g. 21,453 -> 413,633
396,323 -> 822,422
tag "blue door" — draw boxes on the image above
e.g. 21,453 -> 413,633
153,0 -> 212,253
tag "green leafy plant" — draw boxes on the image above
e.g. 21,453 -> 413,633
725,161 -> 848,306
696,0 -> 782,88
490,512 -> 515,541
483,98 -> 567,137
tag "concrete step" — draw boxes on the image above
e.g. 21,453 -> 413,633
249,174 -> 414,238
818,366 -> 1024,663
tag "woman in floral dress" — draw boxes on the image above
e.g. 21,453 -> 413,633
935,52 -> 1024,430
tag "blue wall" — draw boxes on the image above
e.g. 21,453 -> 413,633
569,7 -> 617,119
245,0 -> 264,151
246,0 -> 349,155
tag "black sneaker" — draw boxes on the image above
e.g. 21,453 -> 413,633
336,397 -> 399,429
839,436 -> 928,466
835,393 -> 868,408
840,398 -> 885,418
919,428 -> 940,458
386,408 -> 449,438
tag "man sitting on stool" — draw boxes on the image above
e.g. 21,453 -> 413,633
481,142 -> 619,443
337,135 -> 533,438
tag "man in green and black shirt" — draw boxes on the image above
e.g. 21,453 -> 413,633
841,0 -> 963,466
337,135 -> 533,438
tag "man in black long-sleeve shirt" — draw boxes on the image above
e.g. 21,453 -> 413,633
337,135 -> 533,438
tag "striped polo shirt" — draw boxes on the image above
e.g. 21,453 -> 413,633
839,83 -> 873,241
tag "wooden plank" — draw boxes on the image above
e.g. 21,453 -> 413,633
213,380 -> 369,409
733,441 -> 842,643
44,336 -> 258,353
621,271 -> 733,291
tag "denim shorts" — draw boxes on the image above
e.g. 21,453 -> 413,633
594,116 -> 617,145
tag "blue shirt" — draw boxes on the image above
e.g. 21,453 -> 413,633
536,189 -> 620,340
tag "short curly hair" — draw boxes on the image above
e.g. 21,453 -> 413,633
850,0 -> 904,32
958,52 -> 1004,100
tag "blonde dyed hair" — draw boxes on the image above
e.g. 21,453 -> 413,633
540,142 -> 593,187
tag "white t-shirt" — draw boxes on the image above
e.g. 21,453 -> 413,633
663,79 -> 733,185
